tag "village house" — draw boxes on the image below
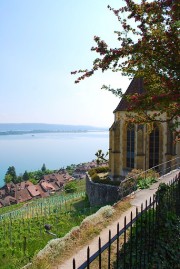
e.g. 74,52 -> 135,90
72,161 -> 98,179
0,170 -> 72,207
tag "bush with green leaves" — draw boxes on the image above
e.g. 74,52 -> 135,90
125,168 -> 159,190
64,181 -> 77,193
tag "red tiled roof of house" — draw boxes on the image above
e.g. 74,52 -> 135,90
3,195 -> 17,206
40,181 -> 56,191
48,181 -> 61,190
0,199 -> 6,207
16,189 -> 32,203
27,185 -> 41,197
36,184 -> 50,198
0,189 -> 5,198
42,173 -> 70,184
16,181 -> 34,189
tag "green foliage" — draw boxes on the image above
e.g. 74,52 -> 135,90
118,181 -> 180,269
5,166 -> 17,184
28,178 -> 38,185
64,181 -> 77,193
137,177 -> 157,189
125,168 -> 159,189
66,164 -> 76,175
73,0 -> 180,130
95,150 -> 108,165
88,166 -> 109,176
4,174 -> 13,184
41,163 -> 46,172
23,170 -> 29,181
0,193 -> 99,269
91,174 -> 100,181
88,166 -> 120,186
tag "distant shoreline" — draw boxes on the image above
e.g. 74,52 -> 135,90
0,129 -> 108,136
0,123 -> 108,135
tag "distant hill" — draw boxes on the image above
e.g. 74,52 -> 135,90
0,123 -> 108,135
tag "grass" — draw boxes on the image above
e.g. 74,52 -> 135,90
25,197 -> 131,269
0,178 -> 131,269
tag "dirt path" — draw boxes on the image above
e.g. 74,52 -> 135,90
55,169 -> 180,269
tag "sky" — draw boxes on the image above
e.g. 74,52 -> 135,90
0,0 -> 131,128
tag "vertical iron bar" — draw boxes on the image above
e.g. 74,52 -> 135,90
143,200 -> 148,268
87,246 -> 90,269
116,223 -> 119,268
123,216 -> 127,269
155,194 -> 158,249
140,203 -> 143,269
108,230 -> 111,269
148,197 -> 151,264
73,258 -> 76,269
99,237 -> 101,269
135,207 -> 138,269
152,194 -> 155,252
130,211 -> 133,269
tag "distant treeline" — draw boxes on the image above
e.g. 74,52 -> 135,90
0,123 -> 108,135
0,130 -> 89,135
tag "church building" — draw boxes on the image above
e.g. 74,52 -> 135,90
109,77 -> 180,181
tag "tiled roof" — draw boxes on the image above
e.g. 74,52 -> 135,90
40,181 -> 56,191
3,196 -> 17,206
36,184 -> 50,198
16,189 -> 32,203
114,77 -> 145,112
27,185 -> 41,197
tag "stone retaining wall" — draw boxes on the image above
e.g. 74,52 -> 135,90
86,174 -> 120,206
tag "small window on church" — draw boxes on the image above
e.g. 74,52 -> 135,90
126,124 -> 135,168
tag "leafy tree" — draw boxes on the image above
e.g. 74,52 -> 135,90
23,170 -> 29,181
5,166 -> 17,183
41,163 -> 46,172
72,0 -> 180,136
95,149 -> 108,165
29,178 -> 37,185
4,174 -> 13,184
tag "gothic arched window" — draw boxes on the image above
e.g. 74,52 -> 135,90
149,126 -> 159,168
126,124 -> 135,168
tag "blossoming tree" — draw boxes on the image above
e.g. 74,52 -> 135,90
72,0 -> 180,139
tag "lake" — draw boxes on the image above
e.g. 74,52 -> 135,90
0,131 -> 109,187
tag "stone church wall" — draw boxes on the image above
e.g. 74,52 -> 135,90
86,174 -> 120,206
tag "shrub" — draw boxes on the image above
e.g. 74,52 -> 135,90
91,174 -> 100,181
64,181 -> 77,193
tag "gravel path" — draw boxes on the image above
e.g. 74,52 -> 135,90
55,169 -> 180,269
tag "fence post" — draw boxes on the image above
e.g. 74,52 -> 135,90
116,223 -> 119,268
73,258 -> 76,269
130,211 -> 133,268
99,237 -> 101,269
123,216 -> 127,269
140,203 -> 143,269
87,246 -> 90,269
135,207 -> 138,269
108,230 -> 111,269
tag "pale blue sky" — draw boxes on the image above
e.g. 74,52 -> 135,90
0,0 -> 130,127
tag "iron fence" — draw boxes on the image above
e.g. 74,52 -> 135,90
73,171 -> 180,269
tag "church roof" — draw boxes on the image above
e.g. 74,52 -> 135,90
114,77 -> 145,112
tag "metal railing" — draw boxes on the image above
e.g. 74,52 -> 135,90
118,157 -> 180,199
73,171 -> 180,269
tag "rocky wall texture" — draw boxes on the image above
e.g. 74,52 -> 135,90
86,174 -> 120,206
